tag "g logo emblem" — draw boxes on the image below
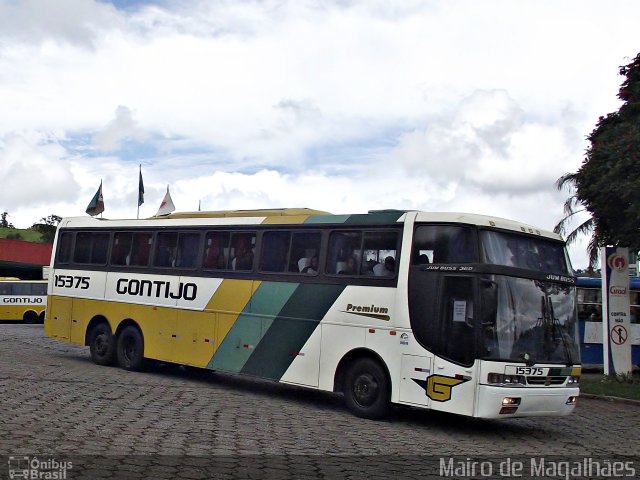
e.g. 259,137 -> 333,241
426,374 -> 469,402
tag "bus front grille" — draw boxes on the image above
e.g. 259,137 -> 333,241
526,376 -> 567,386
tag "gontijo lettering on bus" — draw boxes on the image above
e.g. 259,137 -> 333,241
115,278 -> 198,301
1,297 -> 44,304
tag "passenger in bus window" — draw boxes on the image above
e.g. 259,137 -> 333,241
373,256 -> 395,276
301,256 -> 319,275
338,256 -> 356,275
362,259 -> 376,275
232,238 -> 253,271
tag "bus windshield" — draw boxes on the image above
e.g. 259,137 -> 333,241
481,230 -> 571,275
481,276 -> 579,365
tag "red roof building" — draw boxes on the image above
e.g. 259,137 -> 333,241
0,238 -> 52,279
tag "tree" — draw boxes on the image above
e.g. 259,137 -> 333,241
1,211 -> 14,228
555,52 -> 640,267
31,214 -> 62,243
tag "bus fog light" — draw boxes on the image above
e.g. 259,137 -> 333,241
502,397 -> 521,406
566,396 -> 577,405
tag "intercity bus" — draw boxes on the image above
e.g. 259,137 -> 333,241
576,276 -> 640,367
44,209 -> 581,419
0,279 -> 47,323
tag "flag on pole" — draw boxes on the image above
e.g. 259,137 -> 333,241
138,165 -> 145,206
86,181 -> 105,216
155,185 -> 175,216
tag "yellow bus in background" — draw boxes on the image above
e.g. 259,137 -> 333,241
0,279 -> 47,323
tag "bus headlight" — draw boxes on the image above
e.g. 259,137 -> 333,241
487,373 -> 526,386
566,396 -> 578,405
566,376 -> 580,385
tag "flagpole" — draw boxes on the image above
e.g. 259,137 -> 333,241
137,164 -> 141,219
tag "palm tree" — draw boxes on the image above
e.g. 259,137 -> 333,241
553,172 -> 601,268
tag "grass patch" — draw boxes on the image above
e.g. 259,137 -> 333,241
0,227 -> 43,243
580,373 -> 640,400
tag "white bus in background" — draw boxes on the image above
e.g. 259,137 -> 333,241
45,208 -> 580,419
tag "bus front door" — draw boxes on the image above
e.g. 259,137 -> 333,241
428,275 -> 477,416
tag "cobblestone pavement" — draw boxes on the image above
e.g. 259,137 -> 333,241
1,324 -> 639,479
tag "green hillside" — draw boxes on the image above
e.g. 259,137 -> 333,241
0,227 -> 45,243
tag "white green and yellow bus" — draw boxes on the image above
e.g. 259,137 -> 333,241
44,208 -> 580,419
0,278 -> 47,323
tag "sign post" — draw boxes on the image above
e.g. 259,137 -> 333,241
601,246 -> 632,376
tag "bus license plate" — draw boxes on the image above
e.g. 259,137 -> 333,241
505,366 -> 548,376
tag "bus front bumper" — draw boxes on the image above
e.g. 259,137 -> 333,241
475,385 -> 580,418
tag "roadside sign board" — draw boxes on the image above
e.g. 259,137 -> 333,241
601,246 -> 632,376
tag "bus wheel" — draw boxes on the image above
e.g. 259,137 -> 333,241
343,358 -> 390,419
38,312 -> 45,324
89,323 -> 115,366
116,326 -> 145,371
23,311 -> 38,324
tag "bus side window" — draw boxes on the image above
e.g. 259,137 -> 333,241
91,233 -> 110,265
111,233 -> 133,266
13,283 -> 30,295
261,231 -> 290,273
129,233 -> 152,266
289,232 -> 321,274
176,233 -> 200,268
413,225 -> 476,264
57,232 -> 73,264
154,233 -> 178,268
203,232 -> 230,269
363,231 -> 398,276
32,283 -> 47,295
74,233 -> 92,264
230,233 -> 255,271
327,231 -> 362,275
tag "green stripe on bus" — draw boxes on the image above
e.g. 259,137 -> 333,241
344,211 -> 405,224
241,283 -> 346,379
207,282 -> 298,372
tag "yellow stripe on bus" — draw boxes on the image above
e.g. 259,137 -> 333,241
260,215 -> 310,225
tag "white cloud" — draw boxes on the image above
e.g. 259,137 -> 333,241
0,133 -> 80,209
389,89 -> 586,193
93,105 -> 149,151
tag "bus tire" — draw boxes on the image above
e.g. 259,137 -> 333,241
23,311 -> 38,324
343,358 -> 390,419
116,326 -> 145,371
38,312 -> 45,324
89,323 -> 115,366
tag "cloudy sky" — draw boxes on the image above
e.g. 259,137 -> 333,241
0,0 -> 638,269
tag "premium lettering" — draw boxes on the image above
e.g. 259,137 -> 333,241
116,278 -> 197,301
346,304 -> 389,315
343,303 -> 391,321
